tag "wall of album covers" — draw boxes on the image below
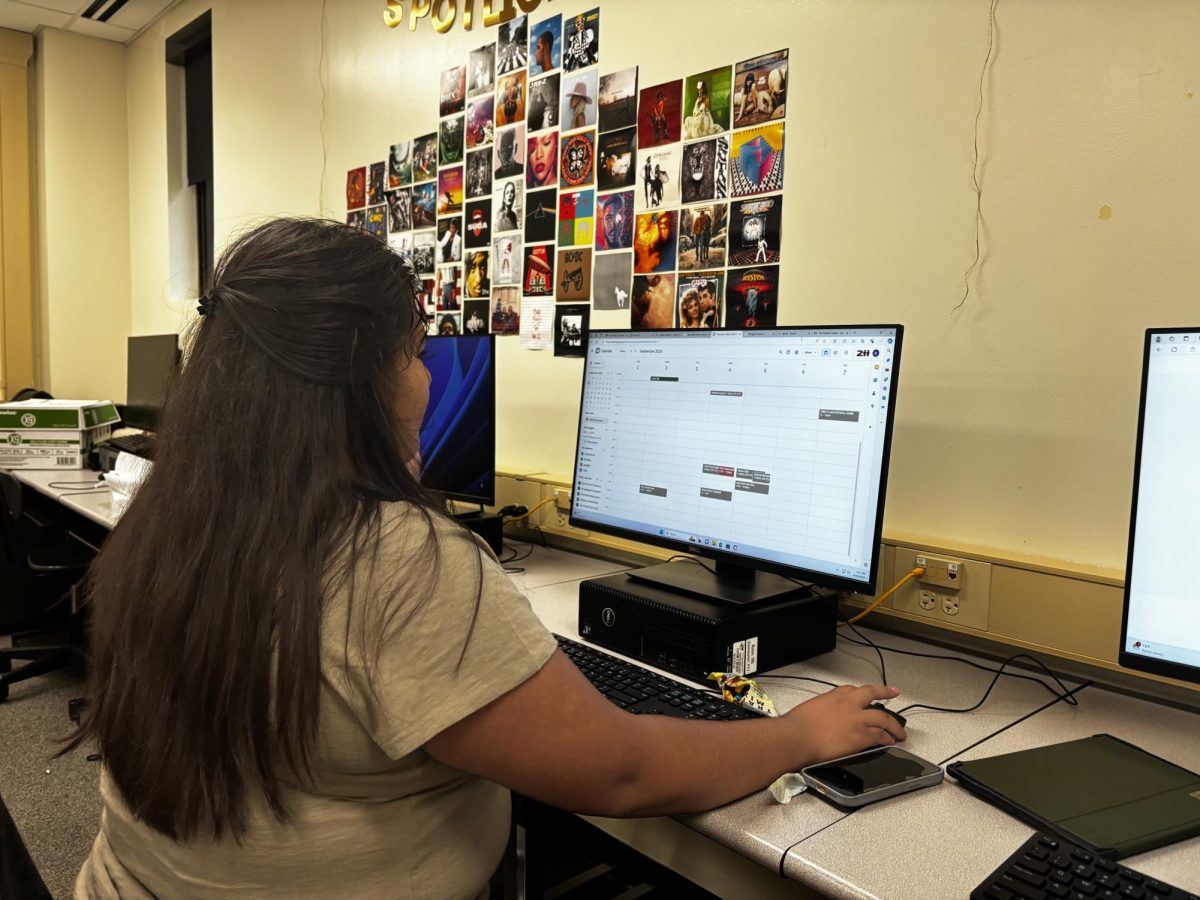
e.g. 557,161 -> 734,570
344,9 -> 787,358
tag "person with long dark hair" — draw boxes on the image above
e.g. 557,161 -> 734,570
68,218 -> 904,899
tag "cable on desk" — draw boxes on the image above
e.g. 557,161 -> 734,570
48,481 -> 110,491
503,497 -> 556,524
894,652 -> 1081,717
755,673 -> 841,692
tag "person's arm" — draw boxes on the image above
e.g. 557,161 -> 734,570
425,649 -> 904,818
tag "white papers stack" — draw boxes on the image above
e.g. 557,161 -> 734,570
101,452 -> 152,520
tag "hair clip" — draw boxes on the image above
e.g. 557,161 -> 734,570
197,294 -> 217,317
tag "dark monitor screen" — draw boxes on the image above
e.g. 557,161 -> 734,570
570,326 -> 903,596
125,334 -> 179,432
419,334 -> 496,505
1119,327 -> 1200,685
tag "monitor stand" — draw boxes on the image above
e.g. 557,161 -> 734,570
625,559 -> 812,606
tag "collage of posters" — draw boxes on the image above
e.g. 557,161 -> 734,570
344,31 -> 788,341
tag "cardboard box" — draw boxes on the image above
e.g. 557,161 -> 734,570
0,399 -> 120,469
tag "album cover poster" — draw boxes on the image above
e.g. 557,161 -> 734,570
637,80 -> 682,149
411,183 -> 437,229
634,211 -> 678,274
529,15 -> 561,76
492,234 -> 522,285
562,9 -> 599,73
680,135 -> 729,204
676,271 -> 724,329
466,96 -> 495,149
598,68 -> 638,133
387,141 -> 412,188
558,190 -> 594,247
520,297 -> 553,350
592,251 -> 632,311
636,145 -> 681,211
729,196 -> 782,266
367,162 -> 386,206
346,209 -> 366,230
437,168 -> 464,216
386,188 -> 413,233
678,204 -> 727,270
464,198 -> 492,250
468,43 -> 496,99
560,70 -> 598,132
412,133 -> 438,183
526,133 -> 558,189
496,70 -> 527,128
417,277 -> 436,315
682,66 -> 733,140
524,188 -> 557,243
527,73 -> 560,132
491,286 -> 521,334
560,130 -> 595,189
436,217 -> 463,263
437,264 -> 462,311
464,250 -> 490,299
440,65 -> 467,118
463,299 -> 490,335
725,266 -> 779,329
434,312 -> 461,336
522,244 -> 555,296
465,147 -> 493,199
733,49 -> 788,128
631,274 -> 675,330
493,177 -> 523,233
596,127 -> 636,191
730,123 -> 785,197
413,230 -> 436,275
595,191 -> 634,251
365,204 -> 387,240
556,248 -> 592,302
554,304 -> 589,357
439,117 -> 464,166
346,166 -> 366,209
490,127 -> 524,182
387,230 -> 412,260
496,15 -> 528,74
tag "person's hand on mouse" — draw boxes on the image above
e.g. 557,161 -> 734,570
782,684 -> 907,766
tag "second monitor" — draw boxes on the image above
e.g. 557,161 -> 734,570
570,326 -> 903,603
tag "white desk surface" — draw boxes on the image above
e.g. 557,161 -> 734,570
10,466 -> 114,528
515,544 -> 1200,898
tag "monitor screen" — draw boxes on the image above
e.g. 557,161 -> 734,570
1119,328 -> 1200,685
125,334 -> 179,432
419,334 -> 496,505
570,326 -> 903,594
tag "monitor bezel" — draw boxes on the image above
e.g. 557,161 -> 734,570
421,333 -> 497,507
569,324 -> 904,596
1117,326 -> 1200,685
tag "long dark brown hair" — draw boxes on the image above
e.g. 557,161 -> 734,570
65,218 -> 450,841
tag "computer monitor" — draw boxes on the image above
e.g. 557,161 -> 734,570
570,325 -> 903,602
125,334 -> 180,432
1118,327 -> 1200,685
419,334 -> 496,505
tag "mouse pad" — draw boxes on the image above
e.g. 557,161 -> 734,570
947,733 -> 1200,859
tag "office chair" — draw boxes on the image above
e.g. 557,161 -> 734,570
0,472 -> 93,703
9,387 -> 52,401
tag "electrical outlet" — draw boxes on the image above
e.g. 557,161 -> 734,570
892,547 -> 990,630
554,488 -> 572,511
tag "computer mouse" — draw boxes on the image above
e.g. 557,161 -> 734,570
869,703 -> 907,727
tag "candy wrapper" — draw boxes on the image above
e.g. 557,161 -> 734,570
768,773 -> 808,804
707,672 -> 778,718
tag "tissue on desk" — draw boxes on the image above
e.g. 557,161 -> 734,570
768,773 -> 808,804
707,672 -> 779,718
102,452 -> 152,520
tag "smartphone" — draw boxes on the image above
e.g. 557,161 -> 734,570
800,746 -> 944,808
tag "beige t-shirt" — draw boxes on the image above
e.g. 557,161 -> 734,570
76,504 -> 557,900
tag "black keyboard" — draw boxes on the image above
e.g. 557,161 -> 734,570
972,831 -> 1197,900
104,433 -> 155,458
555,634 -> 761,720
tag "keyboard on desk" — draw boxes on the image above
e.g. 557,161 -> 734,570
972,831 -> 1197,900
103,433 -> 155,457
555,634 -> 761,721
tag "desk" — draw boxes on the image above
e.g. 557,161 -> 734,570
516,547 -> 1200,899
10,467 -> 114,531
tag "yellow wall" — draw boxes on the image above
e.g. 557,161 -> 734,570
34,28 -> 131,401
41,0 -> 1200,572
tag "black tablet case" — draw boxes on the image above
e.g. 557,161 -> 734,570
947,734 -> 1200,859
